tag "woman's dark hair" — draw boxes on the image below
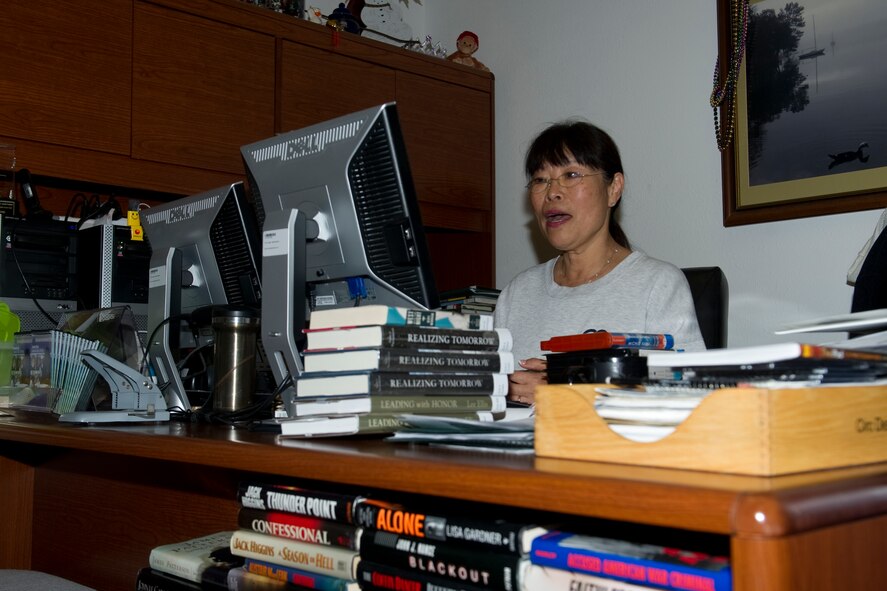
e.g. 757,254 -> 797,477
525,121 -> 629,248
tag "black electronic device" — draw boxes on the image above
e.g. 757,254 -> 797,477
546,348 -> 649,385
241,102 -> 439,398
0,215 -> 78,330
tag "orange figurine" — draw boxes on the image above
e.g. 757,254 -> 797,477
446,30 -> 490,72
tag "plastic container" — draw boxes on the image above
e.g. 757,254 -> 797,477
0,302 -> 21,386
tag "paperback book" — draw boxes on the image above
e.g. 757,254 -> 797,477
229,529 -> 360,580
237,507 -> 361,549
287,395 -> 505,417
308,305 -> 493,331
294,371 -> 508,398
271,413 -> 415,437
304,325 -> 512,353
302,348 -> 514,375
529,531 -> 731,591
147,531 -> 242,584
358,529 -> 523,590
237,482 -> 362,524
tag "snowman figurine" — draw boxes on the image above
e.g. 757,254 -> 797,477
347,0 -> 416,46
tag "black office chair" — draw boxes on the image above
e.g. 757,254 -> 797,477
682,267 -> 728,349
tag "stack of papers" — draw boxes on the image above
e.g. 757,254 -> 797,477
387,408 -> 535,453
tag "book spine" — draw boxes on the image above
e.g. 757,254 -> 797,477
522,563 -> 662,591
367,372 -> 508,397
237,482 -> 361,524
381,326 -> 512,352
148,532 -> 235,584
377,350 -> 514,374
358,530 -> 522,590
357,560 -> 490,591
368,396 -> 505,413
529,533 -> 731,591
241,559 -> 356,591
136,568 -> 202,591
230,529 -> 359,579
226,567 -> 293,590
237,507 -> 361,549
353,499 -> 537,555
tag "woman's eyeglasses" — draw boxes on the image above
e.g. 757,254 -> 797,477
525,171 -> 605,195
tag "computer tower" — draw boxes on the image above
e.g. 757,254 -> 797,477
0,215 -> 78,331
77,223 -> 151,337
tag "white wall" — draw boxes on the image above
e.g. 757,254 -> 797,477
403,0 -> 880,347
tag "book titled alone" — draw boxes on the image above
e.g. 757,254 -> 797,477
294,371 -> 509,398
308,305 -> 494,331
353,498 -> 546,555
302,348 -> 515,375
304,326 -> 512,353
529,531 -> 731,591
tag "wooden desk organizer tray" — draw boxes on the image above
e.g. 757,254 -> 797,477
534,383 -> 887,475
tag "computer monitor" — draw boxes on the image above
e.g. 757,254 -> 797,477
141,182 -> 262,412
241,102 -> 439,392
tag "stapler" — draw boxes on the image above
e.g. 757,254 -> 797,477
57,349 -> 171,423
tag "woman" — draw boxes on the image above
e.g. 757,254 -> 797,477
494,120 -> 705,404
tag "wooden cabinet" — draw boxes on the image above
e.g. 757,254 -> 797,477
2,0 -> 495,289
132,2 -> 277,173
0,419 -> 885,591
0,1 -> 131,155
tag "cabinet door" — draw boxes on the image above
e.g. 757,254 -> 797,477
0,0 -> 131,154
278,41 -> 396,132
395,71 -> 493,214
132,2 -> 276,174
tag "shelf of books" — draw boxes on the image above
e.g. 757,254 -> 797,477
0,414 -> 885,590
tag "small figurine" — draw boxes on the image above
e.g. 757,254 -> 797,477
446,30 -> 490,72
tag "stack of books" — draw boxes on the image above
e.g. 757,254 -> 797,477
229,481 -> 363,590
272,305 -> 514,437
353,492 -> 547,591
438,286 -> 501,314
526,530 -> 732,591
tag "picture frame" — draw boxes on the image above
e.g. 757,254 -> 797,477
717,0 -> 887,226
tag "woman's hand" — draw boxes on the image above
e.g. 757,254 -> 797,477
508,357 -> 547,405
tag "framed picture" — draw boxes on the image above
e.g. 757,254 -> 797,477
718,0 -> 887,226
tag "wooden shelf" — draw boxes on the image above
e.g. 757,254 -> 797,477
0,416 -> 885,590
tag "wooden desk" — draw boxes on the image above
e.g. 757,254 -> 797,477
0,414 -> 884,590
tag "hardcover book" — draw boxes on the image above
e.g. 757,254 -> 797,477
294,371 -> 509,398
302,348 -> 514,375
358,530 -> 523,590
237,482 -> 362,524
308,305 -> 493,331
529,531 -> 731,591
356,559 -> 490,591
242,558 -> 360,591
230,529 -> 360,580
147,531 -> 241,584
522,563 -> 661,591
288,395 -> 505,417
353,499 -> 546,555
237,507 -> 361,549
304,325 -> 512,353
